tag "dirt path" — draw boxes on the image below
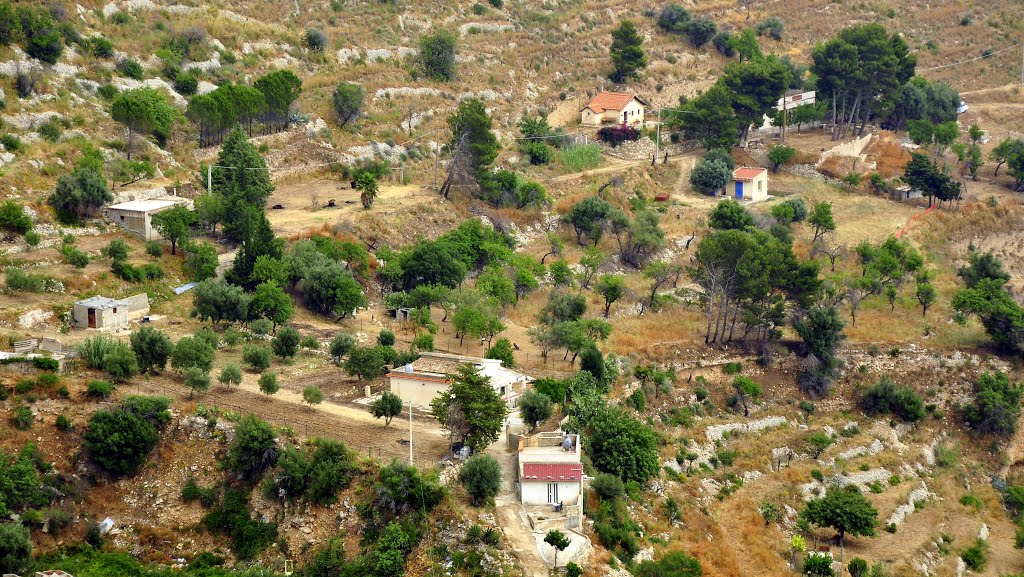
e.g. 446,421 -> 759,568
547,156 -> 650,183
485,432 -> 550,577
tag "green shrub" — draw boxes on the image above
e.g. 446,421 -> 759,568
959,494 -> 983,510
1,134 -> 23,153
0,523 -> 32,575
181,476 -> 217,507
102,342 -> 139,382
591,473 -> 625,501
299,335 -> 320,351
723,361 -> 742,374
459,454 -> 502,506
4,268 -> 46,293
377,329 -> 396,346
203,489 -> 277,560
55,414 -> 72,431
83,396 -> 169,475
249,318 -> 273,336
411,332 -> 434,351
226,415 -> 277,483
38,119 -> 61,142
86,380 -> 114,399
116,58 -> 144,80
144,240 -> 163,257
14,378 -> 35,394
11,406 -> 34,430
243,344 -> 271,372
960,539 -> 987,571
860,377 -> 925,422
272,327 -> 300,358
97,83 -> 118,99
130,326 -> 173,374
803,552 -> 834,577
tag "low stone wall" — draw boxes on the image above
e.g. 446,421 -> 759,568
816,133 -> 873,167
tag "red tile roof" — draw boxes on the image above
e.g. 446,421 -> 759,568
582,91 -> 646,113
522,463 -> 583,481
733,167 -> 767,181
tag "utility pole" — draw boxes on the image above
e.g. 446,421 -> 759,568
655,108 -> 661,159
782,96 -> 788,144
408,398 -> 413,466
433,128 -> 439,191
207,164 -> 212,194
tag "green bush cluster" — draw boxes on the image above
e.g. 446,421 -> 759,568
203,489 -> 277,560
859,377 -> 925,422
270,439 -> 357,504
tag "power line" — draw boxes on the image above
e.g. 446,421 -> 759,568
917,41 -> 1024,72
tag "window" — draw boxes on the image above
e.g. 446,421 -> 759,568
112,307 -> 118,313
547,483 -> 559,504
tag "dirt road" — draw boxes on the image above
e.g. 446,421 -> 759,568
485,430 -> 551,577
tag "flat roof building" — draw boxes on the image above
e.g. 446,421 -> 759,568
105,197 -> 192,241
72,294 -> 149,330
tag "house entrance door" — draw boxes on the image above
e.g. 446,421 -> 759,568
735,181 -> 744,199
88,308 -> 96,328
547,483 -> 559,504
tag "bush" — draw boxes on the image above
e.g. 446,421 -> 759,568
79,334 -> 115,369
299,335 -> 320,351
226,415 -> 277,483
756,16 -> 784,40
258,372 -> 279,395
37,118 -> 60,142
713,31 -> 735,56
97,83 -> 118,99
23,231 -> 41,248
412,332 -> 434,352
102,342 -> 139,382
860,377 -> 925,422
459,454 -> 502,506
116,58 -> 144,80
184,366 -> 210,396
485,338 -> 515,368
0,523 -> 32,575
131,326 -> 172,374
250,318 -> 273,336
181,476 -> 217,507
0,129 -> 20,150
316,331 -> 352,361
803,552 -> 835,577
55,414 -> 72,431
597,124 -> 640,147
960,539 -> 987,571
144,240 -> 163,257
61,245 -> 90,268
302,385 -> 324,406
203,488 -> 277,560
90,36 -> 114,58
305,28 -> 326,52
86,379 -> 114,399
591,473 -> 625,501
11,406 -> 33,430
84,403 -> 164,475
272,327 -> 300,359
377,329 -> 396,347
420,30 -> 456,81
4,268 -> 46,293
963,371 -> 1021,436
243,345 -> 271,372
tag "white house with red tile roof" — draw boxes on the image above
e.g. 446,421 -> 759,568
386,351 -> 530,410
580,91 -> 648,126
728,166 -> 769,202
516,432 -> 584,528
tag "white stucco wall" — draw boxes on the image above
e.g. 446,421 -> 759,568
389,375 -> 447,409
521,481 -> 581,506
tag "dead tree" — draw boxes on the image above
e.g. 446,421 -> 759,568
438,132 -> 473,200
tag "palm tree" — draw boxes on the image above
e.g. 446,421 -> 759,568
355,172 -> 379,209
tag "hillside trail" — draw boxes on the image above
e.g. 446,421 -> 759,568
674,155 -> 698,195
548,156 -> 651,183
485,431 -> 550,577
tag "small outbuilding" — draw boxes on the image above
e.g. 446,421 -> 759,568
580,91 -> 648,127
72,294 -> 150,330
105,198 -> 192,240
728,167 -> 769,202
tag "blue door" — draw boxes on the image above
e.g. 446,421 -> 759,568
735,181 -> 743,199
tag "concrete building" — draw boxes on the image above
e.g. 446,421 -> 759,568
105,198 -> 192,240
728,167 -> 769,202
72,294 -> 149,330
387,351 -> 530,410
515,432 -> 584,529
759,90 -> 818,132
580,91 -> 648,127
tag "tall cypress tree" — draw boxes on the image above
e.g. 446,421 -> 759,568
213,128 -> 274,242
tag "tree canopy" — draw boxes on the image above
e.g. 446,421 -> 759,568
430,364 -> 509,453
